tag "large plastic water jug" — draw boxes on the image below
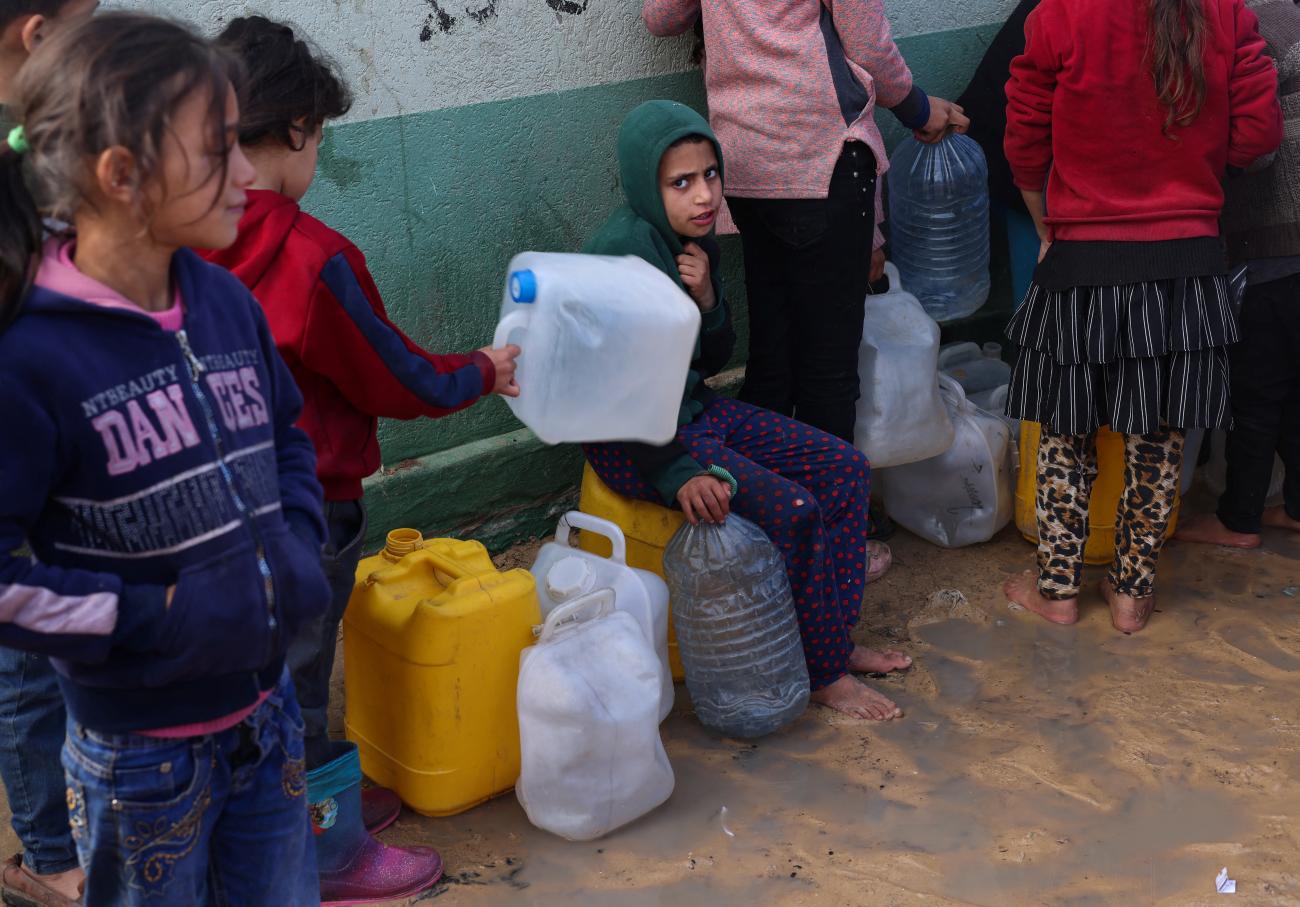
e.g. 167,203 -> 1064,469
531,512 -> 674,722
577,464 -> 687,680
855,262 -> 954,468
879,374 -> 1013,548
663,516 -> 810,738
939,342 -> 1011,395
342,530 -> 540,816
493,252 -> 701,445
887,134 -> 991,322
1014,422 -> 1182,564
516,590 -> 675,841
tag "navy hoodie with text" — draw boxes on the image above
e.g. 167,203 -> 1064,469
0,249 -> 329,734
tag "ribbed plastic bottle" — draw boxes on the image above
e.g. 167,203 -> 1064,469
662,516 -> 809,738
887,133 -> 991,322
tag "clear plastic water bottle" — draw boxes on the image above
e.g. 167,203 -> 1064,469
887,133 -> 991,323
663,516 -> 810,738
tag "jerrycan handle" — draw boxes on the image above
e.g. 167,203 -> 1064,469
871,261 -> 901,295
937,371 -> 969,410
535,588 -> 615,642
555,511 -> 628,565
493,310 -> 530,350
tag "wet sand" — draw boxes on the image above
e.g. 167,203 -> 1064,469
5,523 -> 1299,905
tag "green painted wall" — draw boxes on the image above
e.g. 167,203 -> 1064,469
304,23 -> 1004,551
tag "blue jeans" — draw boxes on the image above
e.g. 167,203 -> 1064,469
61,672 -> 319,906
286,499 -> 366,769
0,648 -> 77,874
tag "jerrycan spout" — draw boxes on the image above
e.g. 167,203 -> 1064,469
383,529 -> 424,562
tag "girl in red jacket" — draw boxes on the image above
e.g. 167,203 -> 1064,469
1001,0 -> 1281,632
201,16 -> 519,905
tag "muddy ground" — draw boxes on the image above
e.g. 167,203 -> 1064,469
4,510 -> 1299,905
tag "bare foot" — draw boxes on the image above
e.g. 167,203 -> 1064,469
1175,512 -> 1261,548
848,644 -> 912,674
810,674 -> 903,721
1262,506 -> 1300,532
25,864 -> 85,899
1003,570 -> 1078,625
1100,576 -> 1155,634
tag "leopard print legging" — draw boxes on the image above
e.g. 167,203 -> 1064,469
1036,428 -> 1186,600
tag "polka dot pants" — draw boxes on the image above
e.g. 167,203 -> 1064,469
584,396 -> 871,690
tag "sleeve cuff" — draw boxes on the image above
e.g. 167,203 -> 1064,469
470,350 -> 496,396
650,454 -> 707,505
889,84 -> 931,131
701,300 -> 728,333
111,583 -> 167,652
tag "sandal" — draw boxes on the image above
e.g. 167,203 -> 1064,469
866,541 -> 893,584
0,855 -> 82,907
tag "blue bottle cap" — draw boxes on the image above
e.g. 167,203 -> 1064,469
509,269 -> 537,303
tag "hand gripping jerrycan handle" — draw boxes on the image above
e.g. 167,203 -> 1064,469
869,261 -> 903,296
533,588 -> 616,641
493,268 -> 536,349
493,310 -> 529,351
555,511 -> 628,565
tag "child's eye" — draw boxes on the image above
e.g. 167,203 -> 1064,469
705,167 -> 719,180
673,178 -> 690,190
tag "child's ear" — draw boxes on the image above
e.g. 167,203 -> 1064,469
19,14 -> 50,53
93,147 -> 140,206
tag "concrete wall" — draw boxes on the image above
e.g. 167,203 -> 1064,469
142,0 -> 1017,551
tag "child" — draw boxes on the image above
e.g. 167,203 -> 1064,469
582,101 -> 908,721
1001,0 -> 1281,631
1178,0 -> 1300,551
0,13 -> 329,904
201,17 -> 518,902
0,3 -> 97,906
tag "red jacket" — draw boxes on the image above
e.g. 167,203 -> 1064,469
200,190 -> 494,501
1005,0 -> 1282,242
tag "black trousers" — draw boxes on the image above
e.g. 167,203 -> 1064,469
1218,271 -> 1300,533
727,141 -> 877,443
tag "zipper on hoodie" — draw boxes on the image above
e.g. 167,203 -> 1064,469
176,329 -> 278,633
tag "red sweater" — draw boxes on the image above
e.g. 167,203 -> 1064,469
200,190 -> 494,501
1005,0 -> 1282,242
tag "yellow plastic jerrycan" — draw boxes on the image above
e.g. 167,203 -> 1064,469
1014,421 -> 1179,566
342,529 -> 541,817
577,464 -> 686,680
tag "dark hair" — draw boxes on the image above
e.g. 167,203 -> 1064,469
0,0 -> 69,31
0,13 -> 239,324
1149,0 -> 1208,133
216,16 -> 351,151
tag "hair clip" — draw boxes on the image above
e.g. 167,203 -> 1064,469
5,125 -> 27,156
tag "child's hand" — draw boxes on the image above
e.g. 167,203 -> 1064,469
870,248 -> 886,283
479,344 -> 521,397
914,97 -> 970,144
677,475 -> 732,525
676,242 -> 717,313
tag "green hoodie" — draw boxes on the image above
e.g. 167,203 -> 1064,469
583,100 -> 735,505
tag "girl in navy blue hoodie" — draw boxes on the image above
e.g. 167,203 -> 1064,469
0,14 -> 328,905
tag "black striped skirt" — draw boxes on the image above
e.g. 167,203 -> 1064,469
1004,275 -> 1238,435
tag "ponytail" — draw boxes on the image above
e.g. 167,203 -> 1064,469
1149,0 -> 1208,134
0,137 -> 42,328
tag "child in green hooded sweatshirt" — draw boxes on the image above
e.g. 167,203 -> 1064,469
583,101 -> 909,721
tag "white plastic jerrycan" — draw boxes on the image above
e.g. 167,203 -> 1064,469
516,590 -> 675,841
855,263 -> 954,468
939,341 -> 1012,396
878,374 -> 1014,548
531,512 -> 673,722
493,252 -> 701,445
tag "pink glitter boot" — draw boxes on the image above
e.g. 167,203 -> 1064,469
309,742 -> 442,905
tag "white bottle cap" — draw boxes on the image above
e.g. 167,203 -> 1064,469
545,557 -> 593,603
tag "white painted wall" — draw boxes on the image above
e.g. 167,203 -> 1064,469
135,0 -> 1019,122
